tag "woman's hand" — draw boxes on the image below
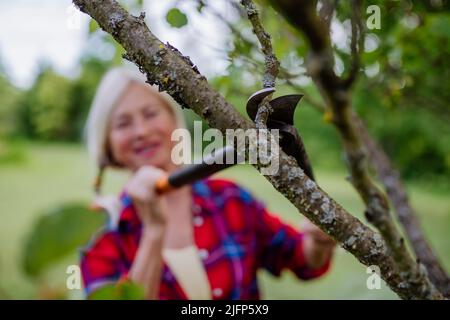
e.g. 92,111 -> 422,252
301,220 -> 336,269
125,166 -> 169,230
126,166 -> 170,299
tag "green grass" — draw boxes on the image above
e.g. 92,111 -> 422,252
0,142 -> 448,299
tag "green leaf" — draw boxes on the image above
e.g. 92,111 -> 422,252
22,202 -> 106,278
136,0 -> 144,9
88,19 -> 99,34
165,8 -> 188,28
89,281 -> 146,300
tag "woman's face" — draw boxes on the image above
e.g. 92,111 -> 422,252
108,81 -> 178,172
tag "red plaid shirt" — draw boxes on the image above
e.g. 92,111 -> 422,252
80,178 -> 331,299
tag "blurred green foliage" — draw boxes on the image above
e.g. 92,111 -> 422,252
22,202 -> 106,278
20,68 -> 74,140
350,2 -> 450,180
16,58 -> 111,141
0,70 -> 21,137
89,281 -> 146,300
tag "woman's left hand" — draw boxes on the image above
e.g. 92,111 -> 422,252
301,220 -> 336,269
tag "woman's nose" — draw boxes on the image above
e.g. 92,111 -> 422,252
133,118 -> 152,138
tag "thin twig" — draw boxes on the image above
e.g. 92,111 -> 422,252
254,97 -> 273,129
240,0 -> 280,88
343,0 -> 364,87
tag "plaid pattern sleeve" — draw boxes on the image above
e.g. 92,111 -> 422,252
80,231 -> 128,295
80,178 -> 331,299
252,198 -> 332,280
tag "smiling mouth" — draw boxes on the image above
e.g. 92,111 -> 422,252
134,142 -> 161,158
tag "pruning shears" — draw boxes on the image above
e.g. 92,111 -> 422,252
246,87 -> 315,181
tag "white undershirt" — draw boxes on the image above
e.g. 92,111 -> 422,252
162,245 -> 212,300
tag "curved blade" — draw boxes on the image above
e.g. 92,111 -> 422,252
246,87 -> 276,121
269,94 -> 303,125
268,120 -> 315,181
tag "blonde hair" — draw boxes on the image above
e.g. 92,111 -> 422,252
85,66 -> 190,194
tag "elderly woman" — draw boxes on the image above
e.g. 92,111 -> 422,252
81,66 -> 335,300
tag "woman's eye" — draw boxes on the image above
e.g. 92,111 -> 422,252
115,119 -> 130,129
143,109 -> 158,118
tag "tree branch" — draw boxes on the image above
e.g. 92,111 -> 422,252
240,0 -> 277,130
267,0 -> 443,299
241,0 -> 280,88
343,0 -> 364,88
73,0 -> 443,299
318,0 -> 336,30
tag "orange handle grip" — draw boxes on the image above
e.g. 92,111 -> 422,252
155,176 -> 172,195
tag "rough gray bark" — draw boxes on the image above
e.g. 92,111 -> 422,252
73,0 -> 443,299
